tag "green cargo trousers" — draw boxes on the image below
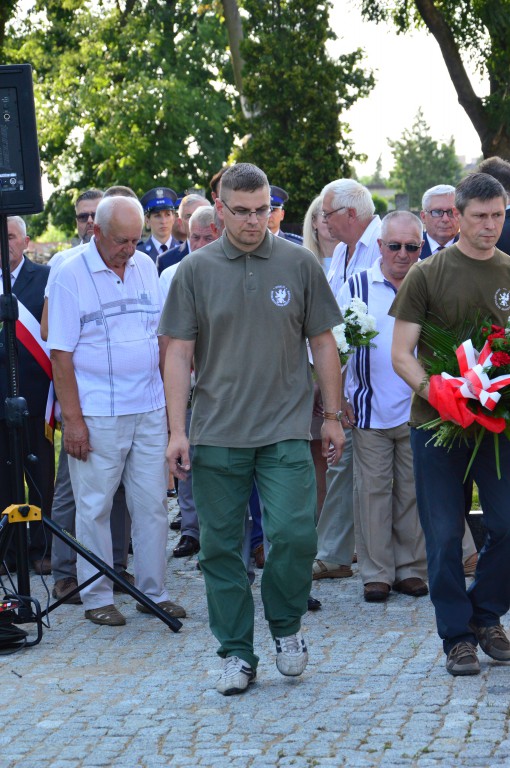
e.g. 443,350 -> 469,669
192,440 -> 317,670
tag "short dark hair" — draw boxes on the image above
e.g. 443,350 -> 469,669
104,185 -> 138,198
75,188 -> 103,208
477,156 -> 510,195
455,173 -> 507,214
220,163 -> 268,196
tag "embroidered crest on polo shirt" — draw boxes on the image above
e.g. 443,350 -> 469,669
271,285 -> 291,306
495,288 -> 510,311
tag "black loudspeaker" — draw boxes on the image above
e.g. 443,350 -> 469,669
0,64 -> 43,216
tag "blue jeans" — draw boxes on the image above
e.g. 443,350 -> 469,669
411,428 -> 510,654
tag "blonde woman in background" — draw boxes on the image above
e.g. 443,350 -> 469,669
303,194 -> 339,274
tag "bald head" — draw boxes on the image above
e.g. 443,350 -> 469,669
93,197 -> 144,272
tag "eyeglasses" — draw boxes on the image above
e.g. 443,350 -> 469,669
221,200 -> 271,220
321,206 -> 346,221
76,212 -> 96,223
426,208 -> 456,219
382,241 -> 421,253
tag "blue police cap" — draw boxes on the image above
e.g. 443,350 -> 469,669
140,187 -> 178,213
269,185 -> 289,208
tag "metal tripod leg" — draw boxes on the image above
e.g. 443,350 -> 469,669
41,515 -> 182,632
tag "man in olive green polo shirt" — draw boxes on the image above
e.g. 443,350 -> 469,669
160,163 -> 345,695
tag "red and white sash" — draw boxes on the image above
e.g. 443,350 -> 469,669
15,300 -> 55,441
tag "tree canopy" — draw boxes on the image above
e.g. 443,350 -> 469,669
231,0 -> 374,221
360,0 -> 510,160
3,0 -> 374,232
5,0 -> 236,232
388,109 -> 462,208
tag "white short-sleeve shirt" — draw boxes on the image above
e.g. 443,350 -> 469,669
48,241 -> 165,417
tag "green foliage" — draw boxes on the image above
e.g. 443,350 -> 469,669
3,0 -> 376,234
371,155 -> 386,187
5,0 -> 235,234
359,1 -> 486,56
231,0 -> 374,222
358,155 -> 387,188
371,193 -> 388,217
359,1 -> 510,159
388,110 -> 462,209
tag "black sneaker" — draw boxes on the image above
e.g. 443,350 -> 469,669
446,641 -> 480,676
471,623 -> 510,661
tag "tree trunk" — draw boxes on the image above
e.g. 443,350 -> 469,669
220,0 -> 253,119
414,0 -> 510,160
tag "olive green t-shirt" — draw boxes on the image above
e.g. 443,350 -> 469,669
389,245 -> 510,425
159,230 -> 342,447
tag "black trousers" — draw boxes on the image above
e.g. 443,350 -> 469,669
0,416 -> 55,563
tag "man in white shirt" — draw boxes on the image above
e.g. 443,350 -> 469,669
312,180 -> 381,583
339,211 -> 428,602
48,196 -> 185,626
43,188 -> 135,604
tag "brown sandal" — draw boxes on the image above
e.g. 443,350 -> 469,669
84,604 -> 126,626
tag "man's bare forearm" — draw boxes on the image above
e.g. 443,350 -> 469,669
308,330 -> 342,413
50,349 -> 91,460
391,318 -> 429,400
50,349 -> 83,422
163,338 -> 195,435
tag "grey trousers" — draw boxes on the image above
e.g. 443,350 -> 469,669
179,408 -> 199,541
315,429 -> 354,566
51,434 -> 131,583
352,424 -> 427,585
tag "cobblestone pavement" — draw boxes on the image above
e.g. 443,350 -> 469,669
1,501 -> 510,768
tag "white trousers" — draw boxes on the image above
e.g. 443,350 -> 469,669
69,408 -> 170,610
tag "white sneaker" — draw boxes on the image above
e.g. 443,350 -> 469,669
216,655 -> 256,695
275,630 -> 308,676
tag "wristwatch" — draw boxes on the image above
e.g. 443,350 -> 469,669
323,410 -> 343,421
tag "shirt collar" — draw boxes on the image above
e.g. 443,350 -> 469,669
86,237 -> 136,273
357,216 -> 381,250
370,256 -> 385,282
9,255 -> 25,282
426,233 -> 456,252
152,235 -> 171,251
222,229 -> 273,260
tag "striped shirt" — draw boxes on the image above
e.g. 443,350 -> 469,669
338,258 -> 413,429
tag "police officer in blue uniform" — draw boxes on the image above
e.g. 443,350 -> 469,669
139,187 -> 180,263
268,185 -> 303,245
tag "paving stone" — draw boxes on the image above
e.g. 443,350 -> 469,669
3,503 -> 510,767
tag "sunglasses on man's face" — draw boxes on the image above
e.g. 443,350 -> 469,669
76,212 -> 96,223
381,241 -> 421,253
